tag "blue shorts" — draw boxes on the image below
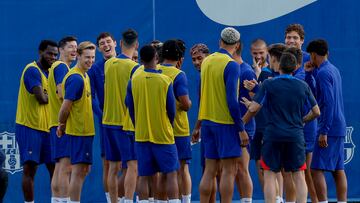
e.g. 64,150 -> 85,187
250,131 -> 263,160
119,131 -> 137,163
15,124 -> 53,165
261,140 -> 306,172
103,127 -> 123,161
304,120 -> 317,153
69,135 -> 94,164
201,124 -> 241,159
311,136 -> 344,171
135,142 -> 179,176
305,138 -> 316,153
50,127 -> 70,162
120,131 -> 137,169
175,136 -> 192,164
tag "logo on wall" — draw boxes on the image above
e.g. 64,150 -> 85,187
196,0 -> 317,26
344,126 -> 355,165
0,131 -> 23,174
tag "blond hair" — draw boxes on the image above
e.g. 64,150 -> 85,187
77,41 -> 96,55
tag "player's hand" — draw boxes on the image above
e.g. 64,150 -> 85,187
243,79 -> 258,91
304,61 -> 315,72
252,58 -> 262,74
240,97 -> 252,109
318,134 -> 328,148
239,130 -> 249,147
191,128 -> 201,143
56,123 -> 66,137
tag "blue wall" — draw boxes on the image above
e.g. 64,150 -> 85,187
1,0 -> 359,202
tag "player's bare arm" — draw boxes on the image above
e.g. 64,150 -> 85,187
57,99 -> 73,137
32,85 -> 48,104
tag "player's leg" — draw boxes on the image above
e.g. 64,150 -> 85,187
311,169 -> 327,201
282,171 -> 295,202
118,168 -> 126,202
42,130 -> 55,181
103,159 -> 110,202
100,125 -> 110,202
251,131 -> 264,191
179,160 -> 191,203
305,152 -> 318,203
68,163 -> 90,202
331,137 -> 347,202
292,171 -> 307,203
199,125 -> 220,203
220,158 -> 239,203
264,170 -> 277,203
153,143 -> 180,203
166,171 -> 180,203
104,128 -> 122,203
332,170 -> 347,202
138,176 -> 150,201
135,142 -> 158,202
275,172 -> 283,203
261,141 -> 282,203
121,131 -> 138,202
22,162 -> 38,202
156,173 -> 168,201
175,136 -> 192,203
124,160 -> 138,202
50,127 -> 60,199
283,141 -> 307,203
235,146 -> 253,203
68,135 -> 93,202
108,161 -> 121,203
57,157 -> 71,198
16,125 -> 43,202
217,125 -> 242,203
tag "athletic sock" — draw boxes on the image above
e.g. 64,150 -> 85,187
318,201 -> 328,203
69,201 -> 80,203
25,201 -> 34,203
276,196 -> 284,203
156,201 -> 167,203
124,199 -> 133,203
241,198 -> 252,203
105,192 -> 110,203
182,194 -> 191,203
139,200 -> 149,203
168,199 -> 181,203
51,197 -> 61,203
60,197 -> 70,203
148,197 -> 155,203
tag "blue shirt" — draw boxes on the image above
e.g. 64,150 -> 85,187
254,74 -> 317,142
314,60 -> 346,137
125,68 -> 176,125
254,67 -> 274,132
160,64 -> 189,98
54,63 -> 69,85
293,53 -> 317,141
88,58 -> 106,118
64,74 -> 84,101
239,62 -> 258,137
202,49 -> 244,132
23,63 -> 48,93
